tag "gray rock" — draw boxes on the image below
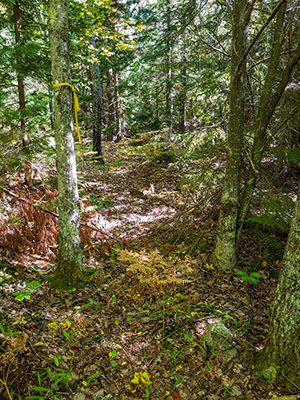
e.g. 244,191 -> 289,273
204,322 -> 237,362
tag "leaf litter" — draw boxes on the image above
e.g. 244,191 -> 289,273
0,133 -> 291,399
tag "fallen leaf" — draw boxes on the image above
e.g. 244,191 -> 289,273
172,390 -> 181,400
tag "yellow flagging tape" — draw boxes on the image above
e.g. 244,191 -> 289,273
53,82 -> 81,143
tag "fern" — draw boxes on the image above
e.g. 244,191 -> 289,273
246,193 -> 295,231
116,249 -> 193,289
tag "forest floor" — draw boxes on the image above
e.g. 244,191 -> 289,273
0,131 -> 295,400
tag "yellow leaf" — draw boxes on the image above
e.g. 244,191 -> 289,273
121,362 -> 127,366
34,342 -> 44,346
101,330 -> 104,335
165,391 -> 170,396
116,344 -> 122,349
137,331 -> 142,335
82,381 -> 87,386
131,372 -> 140,384
175,365 -> 182,371
48,322 -> 57,329
60,321 -> 71,330
141,371 -> 150,384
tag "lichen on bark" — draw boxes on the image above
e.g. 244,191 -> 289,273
48,0 -> 82,284
256,186 -> 300,389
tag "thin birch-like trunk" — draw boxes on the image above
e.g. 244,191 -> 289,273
48,0 -> 82,284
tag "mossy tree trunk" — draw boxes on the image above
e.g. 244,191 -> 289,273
48,0 -> 82,284
257,185 -> 300,386
209,0 -> 253,270
236,2 -> 300,246
210,0 -> 300,270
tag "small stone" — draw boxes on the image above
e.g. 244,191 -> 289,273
204,322 -> 237,362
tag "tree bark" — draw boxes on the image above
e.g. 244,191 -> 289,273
114,69 -> 126,141
256,185 -> 300,387
13,3 -> 28,149
106,67 -> 115,141
90,36 -> 104,164
48,0 -> 82,284
165,0 -> 173,135
210,0 -> 253,270
179,31 -> 187,133
236,3 -> 300,247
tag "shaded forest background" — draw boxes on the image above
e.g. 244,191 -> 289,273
0,0 -> 300,399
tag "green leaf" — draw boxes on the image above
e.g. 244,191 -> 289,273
111,360 -> 116,367
249,276 -> 257,284
235,270 -> 247,276
30,387 -> 53,392
250,272 -> 261,279
62,331 -> 70,341
0,324 -> 5,335
111,349 -> 117,358
241,275 -> 249,281
53,356 -> 59,366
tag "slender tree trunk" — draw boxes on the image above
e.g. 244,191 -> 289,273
165,0 -> 173,135
256,185 -> 300,387
106,67 -> 115,140
48,0 -> 82,284
13,3 -> 28,149
90,36 -> 104,164
114,69 -> 126,141
210,0 -> 253,270
179,32 -> 187,133
236,4 -> 300,246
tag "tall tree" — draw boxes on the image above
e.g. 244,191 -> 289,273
210,0 -> 300,270
13,2 -> 28,148
210,0 -> 253,270
48,0 -> 82,284
256,184 -> 300,386
90,34 -> 104,164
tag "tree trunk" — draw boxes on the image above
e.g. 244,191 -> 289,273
90,36 -> 104,164
236,4 -> 300,247
106,67 -> 115,141
48,0 -> 82,284
114,69 -> 126,141
210,0 -> 252,270
13,3 -> 28,149
179,31 -> 187,133
256,185 -> 300,387
165,0 -> 173,135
